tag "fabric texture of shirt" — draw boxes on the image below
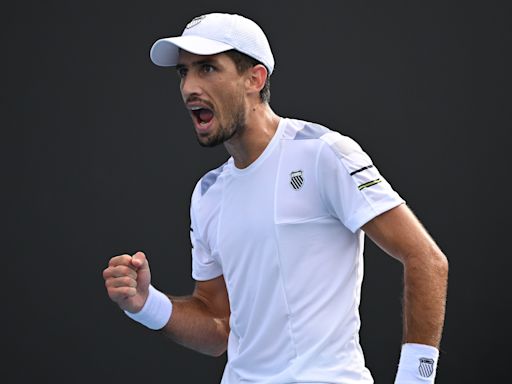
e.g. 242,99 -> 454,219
189,118 -> 405,383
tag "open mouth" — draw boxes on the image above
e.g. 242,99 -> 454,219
191,107 -> 214,127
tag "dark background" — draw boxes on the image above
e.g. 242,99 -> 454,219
4,0 -> 510,382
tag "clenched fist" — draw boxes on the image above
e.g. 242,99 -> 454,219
102,251 -> 151,313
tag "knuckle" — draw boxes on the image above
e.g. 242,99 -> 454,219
121,265 -> 138,278
102,267 -> 112,279
120,276 -> 135,287
104,278 -> 115,289
108,254 -> 132,267
115,265 -> 137,279
120,286 -> 136,297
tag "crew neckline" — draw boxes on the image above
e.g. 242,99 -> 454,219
229,117 -> 285,175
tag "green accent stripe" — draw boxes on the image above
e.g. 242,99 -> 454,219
358,178 -> 382,190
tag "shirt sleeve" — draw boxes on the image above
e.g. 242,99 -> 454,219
318,131 -> 405,232
190,182 -> 223,281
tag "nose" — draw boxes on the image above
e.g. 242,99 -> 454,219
180,72 -> 202,100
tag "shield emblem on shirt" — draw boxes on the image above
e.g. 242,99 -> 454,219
418,357 -> 435,378
290,170 -> 304,190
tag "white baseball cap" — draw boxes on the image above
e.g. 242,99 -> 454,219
150,13 -> 275,75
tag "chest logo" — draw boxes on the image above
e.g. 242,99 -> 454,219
290,170 -> 304,190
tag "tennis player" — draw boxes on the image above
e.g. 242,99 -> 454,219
103,12 -> 448,383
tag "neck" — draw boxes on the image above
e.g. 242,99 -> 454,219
224,103 -> 280,169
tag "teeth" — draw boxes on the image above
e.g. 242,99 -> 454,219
189,106 -> 201,111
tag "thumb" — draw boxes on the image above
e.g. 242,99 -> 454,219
131,251 -> 148,270
131,251 -> 151,292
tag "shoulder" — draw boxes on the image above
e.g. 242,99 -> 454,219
281,118 -> 364,158
192,160 -> 231,202
280,118 -> 332,141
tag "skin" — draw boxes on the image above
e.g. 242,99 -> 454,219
103,50 -> 448,357
176,51 -> 280,168
362,204 -> 448,347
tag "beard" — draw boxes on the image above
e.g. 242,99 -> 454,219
194,96 -> 246,148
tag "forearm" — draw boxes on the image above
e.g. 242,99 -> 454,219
162,294 -> 230,357
402,245 -> 448,347
361,205 -> 448,382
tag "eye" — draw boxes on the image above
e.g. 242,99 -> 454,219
176,67 -> 187,78
201,64 -> 215,73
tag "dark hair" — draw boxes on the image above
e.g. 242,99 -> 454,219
224,50 -> 271,104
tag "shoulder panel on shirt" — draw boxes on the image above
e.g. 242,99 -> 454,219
292,122 -> 331,140
200,161 -> 228,196
319,131 -> 363,158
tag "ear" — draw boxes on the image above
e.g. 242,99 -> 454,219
245,64 -> 268,95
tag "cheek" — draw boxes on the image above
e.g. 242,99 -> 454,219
212,82 -> 245,117
179,84 -> 187,102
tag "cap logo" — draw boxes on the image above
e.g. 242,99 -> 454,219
186,15 -> 206,29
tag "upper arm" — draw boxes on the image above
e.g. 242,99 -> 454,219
317,134 -> 405,233
362,204 -> 445,264
193,275 -> 230,320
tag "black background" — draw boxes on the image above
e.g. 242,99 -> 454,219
4,1 -> 510,383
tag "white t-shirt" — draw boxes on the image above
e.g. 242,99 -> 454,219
189,118 -> 404,383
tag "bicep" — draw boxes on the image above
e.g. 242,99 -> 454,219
193,275 -> 230,319
362,203 -> 441,264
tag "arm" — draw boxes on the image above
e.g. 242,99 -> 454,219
163,276 -> 230,357
362,203 -> 448,348
103,252 -> 230,357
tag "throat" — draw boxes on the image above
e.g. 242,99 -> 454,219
226,115 -> 281,169
198,108 -> 213,123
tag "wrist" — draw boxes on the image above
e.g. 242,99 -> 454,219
124,285 -> 173,330
395,343 -> 439,383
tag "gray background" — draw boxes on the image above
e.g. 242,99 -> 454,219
4,0 -> 510,382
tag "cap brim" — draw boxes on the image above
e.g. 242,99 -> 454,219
150,35 -> 234,67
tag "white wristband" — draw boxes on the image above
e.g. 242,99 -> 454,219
124,285 -> 173,330
394,343 -> 439,383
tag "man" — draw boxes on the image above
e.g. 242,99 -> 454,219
103,12 -> 448,383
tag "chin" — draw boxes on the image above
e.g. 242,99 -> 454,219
196,134 -> 224,148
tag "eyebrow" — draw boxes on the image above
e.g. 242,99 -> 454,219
176,58 -> 218,71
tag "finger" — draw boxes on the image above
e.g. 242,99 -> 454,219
102,264 -> 137,280
131,251 -> 148,270
108,254 -> 133,268
105,276 -> 137,289
109,265 -> 138,279
108,286 -> 138,301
